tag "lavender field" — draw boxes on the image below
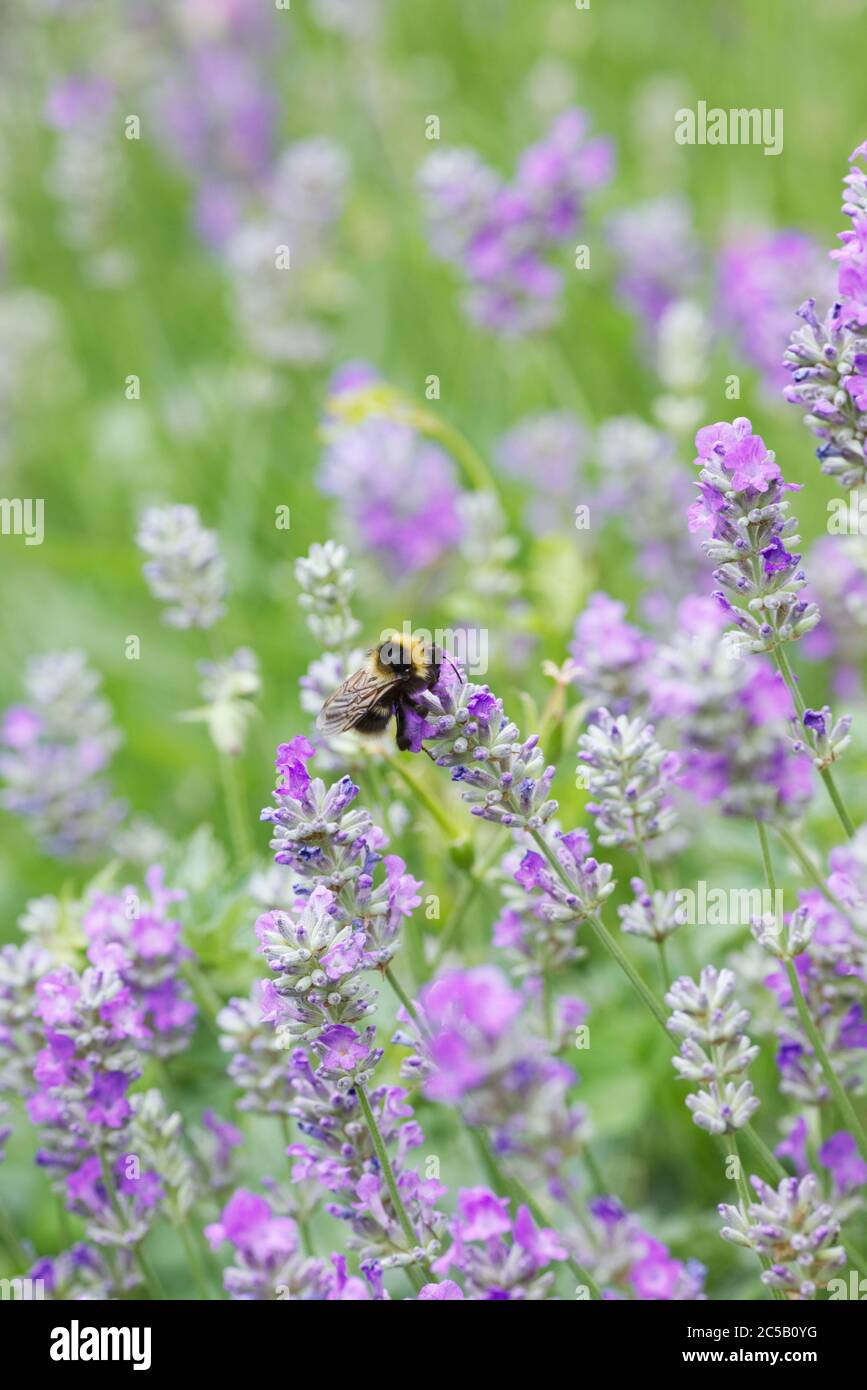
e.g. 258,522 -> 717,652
1,1 -> 866,1312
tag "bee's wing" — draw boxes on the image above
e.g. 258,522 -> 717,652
316,665 -> 401,734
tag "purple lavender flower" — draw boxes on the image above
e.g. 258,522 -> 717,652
666,967 -> 760,1135
717,230 -> 834,395
719,1173 -> 846,1298
764,869 -> 867,1107
783,145 -> 867,487
578,709 -> 680,851
257,742 -> 423,1041
396,967 -> 591,1207
495,411 -> 587,530
569,592 -> 654,712
606,196 -> 703,333
205,1188 -> 329,1300
419,110 -> 613,335
818,1131 -> 867,1196
646,596 -> 813,822
283,1046 -> 447,1274
433,1187 -> 566,1298
412,670 -> 558,830
82,866 -> 197,1058
137,504 -> 228,629
579,1197 -> 706,1299
0,651 -> 126,859
689,417 -> 819,656
319,414 -> 465,577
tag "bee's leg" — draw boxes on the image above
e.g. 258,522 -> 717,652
395,702 -> 436,758
394,701 -> 412,752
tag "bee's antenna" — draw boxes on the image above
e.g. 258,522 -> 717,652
439,650 -> 465,686
421,744 -> 437,762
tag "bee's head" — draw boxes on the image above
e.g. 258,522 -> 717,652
376,632 -> 432,680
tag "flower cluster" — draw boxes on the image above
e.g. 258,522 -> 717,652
0,650 -> 126,859
719,1174 -> 846,1299
137,504 -> 228,629
578,1195 -> 707,1300
606,195 -> 703,334
619,878 -> 685,943
283,1046 -> 447,1274
82,866 -> 198,1058
569,591 -> 654,713
419,109 -> 613,335
578,709 -> 680,852
396,967 -> 590,1204
688,418 -> 819,656
433,1188 -> 566,1299
412,669 -> 558,830
257,740 -> 422,1041
205,1188 -> 332,1300
218,984 -> 298,1117
294,539 -> 361,651
319,370 -> 465,577
665,967 -> 760,1135
783,145 -> 867,487
494,846 -> 586,985
718,231 -> 833,396
764,889 -> 867,1107
646,596 -> 813,822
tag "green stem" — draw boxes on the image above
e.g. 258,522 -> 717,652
356,1083 -> 430,1292
219,750 -> 253,865
182,960 -> 223,1033
784,960 -> 867,1163
469,1127 -> 603,1299
756,819 -> 778,910
430,829 -> 510,972
0,1198 -> 28,1269
656,936 -> 670,992
385,965 -> 428,1038
741,1124 -> 787,1185
179,1223 -> 213,1300
423,416 -> 499,497
386,756 -> 460,840
772,646 -> 855,839
529,828 -> 670,1032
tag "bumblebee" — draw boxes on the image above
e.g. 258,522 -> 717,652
317,633 -> 451,751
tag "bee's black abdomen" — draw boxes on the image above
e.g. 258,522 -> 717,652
354,703 -> 393,734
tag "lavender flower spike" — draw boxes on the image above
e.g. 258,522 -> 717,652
0,650 -> 125,859
137,504 -> 227,629
666,966 -> 760,1135
719,1174 -> 846,1299
783,144 -> 867,489
578,709 -> 679,851
688,418 -> 820,656
294,539 -> 360,650
415,673 -> 558,830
